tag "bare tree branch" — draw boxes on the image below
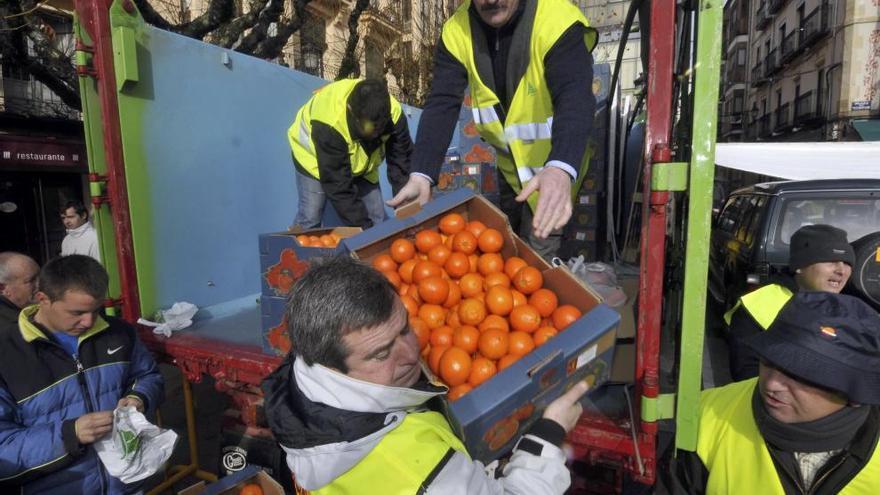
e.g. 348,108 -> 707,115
335,0 -> 369,80
251,0 -> 312,60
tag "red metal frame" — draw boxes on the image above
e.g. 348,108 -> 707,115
569,0 -> 676,486
75,0 -> 142,322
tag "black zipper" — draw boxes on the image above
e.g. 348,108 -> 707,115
807,453 -> 847,495
72,350 -> 109,494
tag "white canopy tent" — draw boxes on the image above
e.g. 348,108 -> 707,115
715,142 -> 880,179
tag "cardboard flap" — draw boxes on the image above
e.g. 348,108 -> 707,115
394,200 -> 423,219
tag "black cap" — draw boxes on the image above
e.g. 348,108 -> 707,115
789,224 -> 854,271
745,291 -> 880,404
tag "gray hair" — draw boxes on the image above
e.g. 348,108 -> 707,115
0,252 -> 37,284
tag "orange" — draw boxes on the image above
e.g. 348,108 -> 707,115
415,229 -> 443,254
390,238 -> 415,263
308,236 -> 322,246
483,272 -> 511,291
533,326 -> 558,346
468,357 -> 497,387
477,253 -> 505,275
444,252 -> 470,279
439,213 -> 467,235
466,220 -> 487,238
512,266 -> 543,294
458,298 -> 487,326
240,484 -> 264,495
479,314 -> 510,333
459,273 -> 484,298
485,286 -> 514,316
430,326 -> 454,348
296,235 -> 310,246
412,260 -> 443,284
401,295 -> 419,317
452,325 -> 480,354
418,276 -> 450,305
372,254 -> 398,273
498,354 -> 520,371
504,256 -> 529,280
468,254 -> 480,273
443,281 -> 462,309
452,231 -> 478,255
447,383 -> 473,401
477,228 -> 504,253
511,289 -> 528,308
398,259 -> 418,284
529,288 -> 559,318
410,317 -> 430,350
439,347 -> 472,386
446,308 -> 461,328
428,345 -> 450,374
427,245 -> 452,266
418,304 -> 447,329
552,305 -> 582,330
383,270 -> 402,289
478,328 -> 509,360
508,331 -> 536,356
510,304 -> 542,333
398,283 -> 410,297
319,234 -> 336,247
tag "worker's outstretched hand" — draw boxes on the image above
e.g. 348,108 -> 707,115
542,380 -> 590,433
387,174 -> 432,208
515,166 -> 573,239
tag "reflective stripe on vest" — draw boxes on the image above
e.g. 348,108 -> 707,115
724,283 -> 794,330
288,78 -> 403,184
697,378 -> 880,494
311,411 -> 468,495
441,0 -> 597,211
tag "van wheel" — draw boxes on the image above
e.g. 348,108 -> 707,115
848,232 -> 880,310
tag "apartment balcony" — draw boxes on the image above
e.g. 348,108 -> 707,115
799,2 -> 831,50
758,114 -> 772,138
362,0 -> 404,39
755,2 -> 771,31
780,30 -> 799,64
774,102 -> 792,133
751,60 -> 767,87
765,48 -> 779,77
794,90 -> 824,126
767,0 -> 786,15
721,113 -> 745,138
0,77 -> 80,121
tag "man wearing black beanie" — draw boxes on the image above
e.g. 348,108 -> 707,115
723,224 -> 854,380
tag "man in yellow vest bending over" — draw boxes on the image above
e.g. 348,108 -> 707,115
289,78 -> 412,229
388,0 -> 597,259
674,291 -> 880,494
262,256 -> 590,494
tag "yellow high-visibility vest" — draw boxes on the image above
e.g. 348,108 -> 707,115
311,411 -> 468,494
723,283 -> 794,329
441,0 -> 597,210
289,78 -> 403,183
697,378 -> 880,494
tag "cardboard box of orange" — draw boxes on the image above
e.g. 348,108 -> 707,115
343,188 -> 620,463
259,226 -> 362,298
178,465 -> 283,495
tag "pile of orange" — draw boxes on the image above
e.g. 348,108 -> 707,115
370,212 -> 583,401
295,232 -> 341,248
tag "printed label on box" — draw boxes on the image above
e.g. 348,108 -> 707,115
575,345 -> 597,369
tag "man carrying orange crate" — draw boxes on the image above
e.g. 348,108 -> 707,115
262,256 -> 589,494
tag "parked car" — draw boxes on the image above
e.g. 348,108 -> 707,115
709,178 -> 880,310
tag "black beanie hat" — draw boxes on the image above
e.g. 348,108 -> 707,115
789,224 -> 855,271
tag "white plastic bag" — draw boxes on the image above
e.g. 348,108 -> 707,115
95,406 -> 179,483
137,301 -> 198,337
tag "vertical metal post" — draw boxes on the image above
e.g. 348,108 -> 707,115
636,0 -> 676,442
74,0 -> 142,322
674,0 -> 723,451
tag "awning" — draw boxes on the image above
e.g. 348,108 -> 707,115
715,142 -> 880,179
853,119 -> 880,142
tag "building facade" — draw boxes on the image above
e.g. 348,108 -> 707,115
576,0 -> 643,97
720,0 -> 880,142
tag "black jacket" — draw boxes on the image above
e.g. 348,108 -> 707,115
295,113 -> 412,228
669,406 -> 880,494
412,0 -> 595,182
0,296 -> 19,328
